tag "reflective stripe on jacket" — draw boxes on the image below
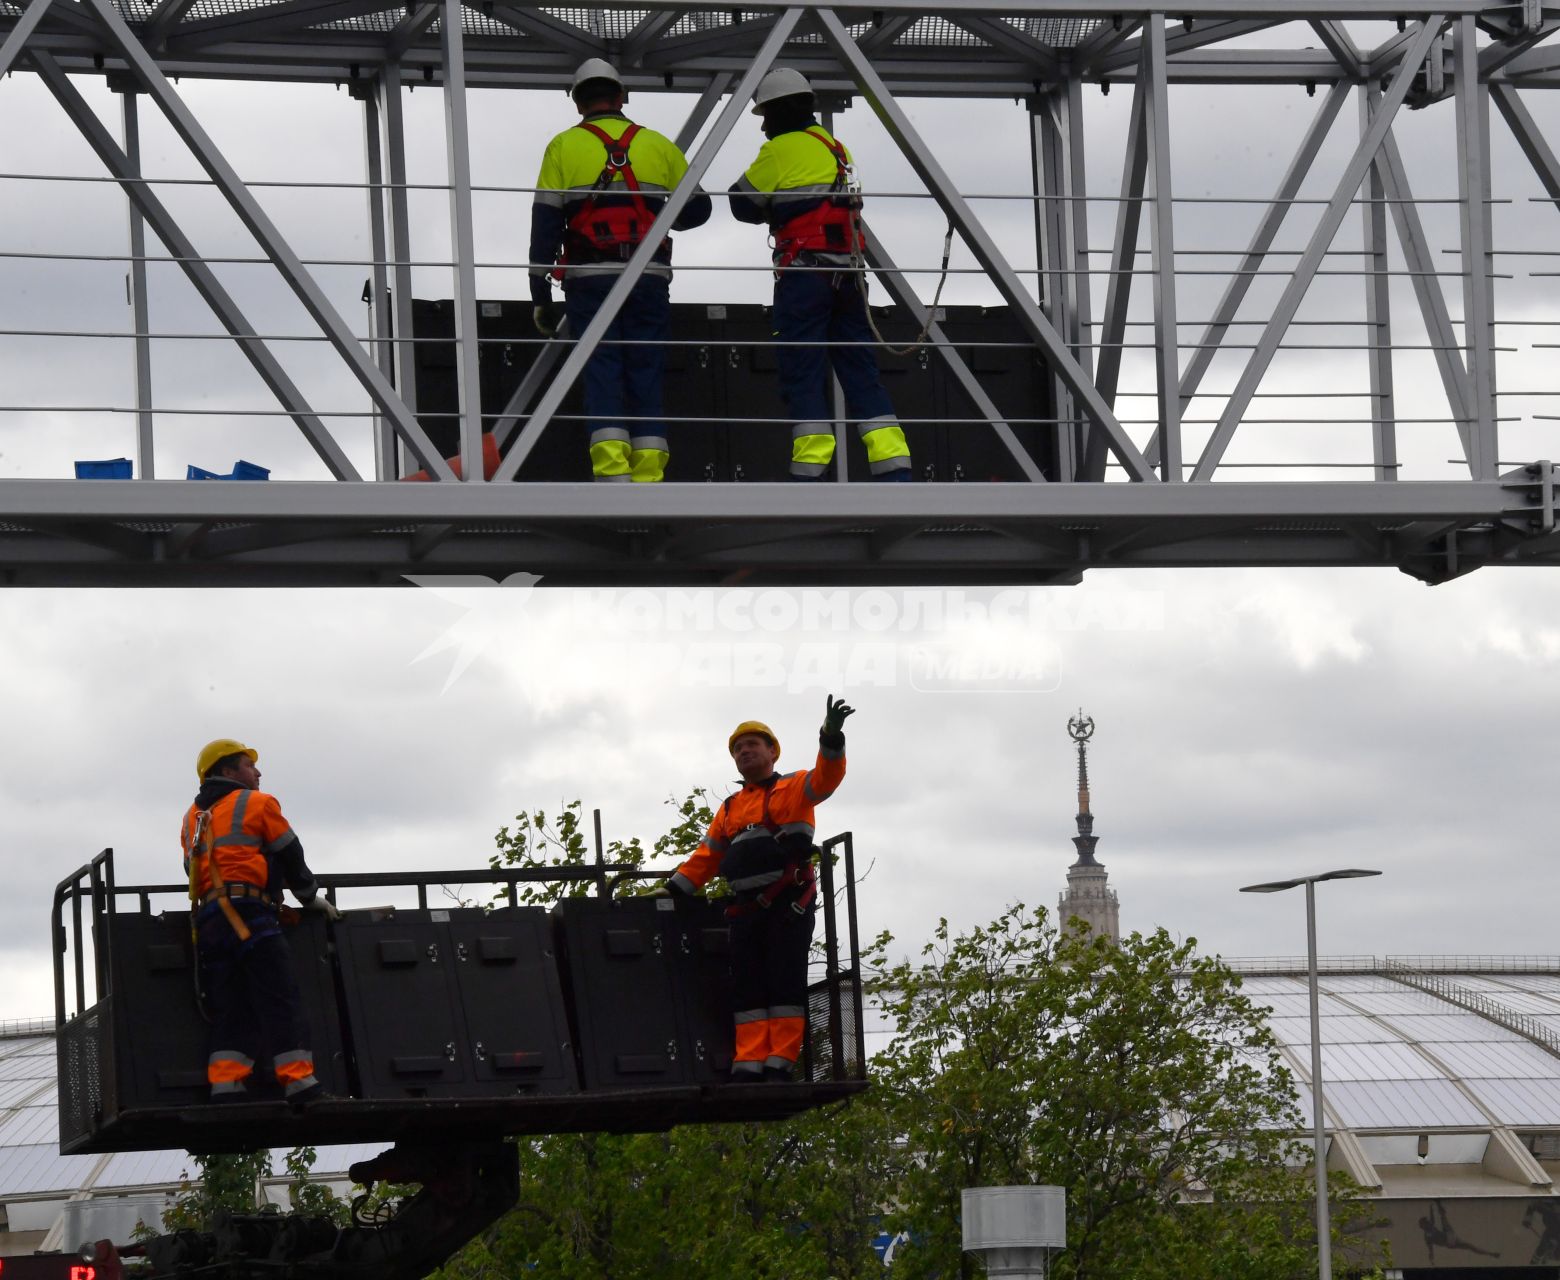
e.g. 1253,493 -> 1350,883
671,734 -> 846,894
181,785 -> 299,898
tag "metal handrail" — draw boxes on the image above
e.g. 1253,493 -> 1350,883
1383,961 -> 1560,1062
1223,955 -> 1560,976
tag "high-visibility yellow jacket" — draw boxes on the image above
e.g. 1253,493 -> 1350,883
671,732 -> 846,895
729,122 -> 857,265
529,112 -> 712,299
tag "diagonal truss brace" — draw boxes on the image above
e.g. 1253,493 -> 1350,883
817,6 -> 1156,482
79,0 -> 456,479
0,0 -> 53,79
31,50 -> 360,480
1375,131 -> 1475,453
490,19 -> 801,484
1168,79 -> 1350,429
1192,17 -> 1442,482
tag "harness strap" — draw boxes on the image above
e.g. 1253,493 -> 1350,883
774,128 -> 862,272
723,859 -> 818,918
556,121 -> 655,280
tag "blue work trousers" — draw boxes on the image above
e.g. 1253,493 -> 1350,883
774,268 -> 894,424
773,268 -> 909,479
564,274 -> 672,478
198,899 -> 311,1097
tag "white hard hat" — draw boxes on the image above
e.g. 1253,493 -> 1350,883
751,67 -> 813,115
571,58 -> 622,95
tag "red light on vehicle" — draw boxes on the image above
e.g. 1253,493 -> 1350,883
68,1267 -> 94,1280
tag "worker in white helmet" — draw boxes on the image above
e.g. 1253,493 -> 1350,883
530,59 -> 712,482
728,68 -> 912,482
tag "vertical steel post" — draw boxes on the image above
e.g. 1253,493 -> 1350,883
1305,879 -> 1332,1280
1455,16 -> 1498,479
1361,87 -> 1397,481
1144,15 -> 1181,481
1033,90 -> 1078,481
379,62 -> 419,478
822,103 -> 850,482
442,0 -> 485,481
361,82 -> 395,480
1065,77 -> 1094,387
121,89 -> 155,478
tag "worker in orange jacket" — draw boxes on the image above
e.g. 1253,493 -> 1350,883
665,695 -> 853,1081
181,738 -> 340,1104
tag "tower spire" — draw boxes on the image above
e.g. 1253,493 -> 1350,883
1059,710 -> 1119,943
1068,709 -> 1100,868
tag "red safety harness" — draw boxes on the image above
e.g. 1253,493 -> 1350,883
719,785 -> 819,919
555,121 -> 657,280
772,127 -> 865,271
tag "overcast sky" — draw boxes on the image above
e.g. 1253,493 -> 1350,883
2,24 -> 1559,1021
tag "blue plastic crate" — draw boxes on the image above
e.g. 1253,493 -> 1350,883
186,460 -> 271,481
74,458 -> 133,480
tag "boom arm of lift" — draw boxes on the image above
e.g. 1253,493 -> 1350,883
84,1141 -> 518,1280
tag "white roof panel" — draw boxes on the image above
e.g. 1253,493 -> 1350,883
1324,1078 -> 1488,1128
1425,1039 -> 1560,1081
1380,1014 -> 1527,1043
0,1079 -> 52,1109
0,1053 -> 57,1082
0,1106 -> 59,1147
97,1149 -> 196,1190
1249,992 -> 1358,1018
1269,1015 -> 1401,1046
0,1144 -> 103,1197
1333,989 -> 1449,1017
1461,1076 -> 1560,1126
1321,1041 -> 1444,1083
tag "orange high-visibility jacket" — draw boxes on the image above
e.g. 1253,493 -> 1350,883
671,736 -> 845,895
181,785 -> 300,899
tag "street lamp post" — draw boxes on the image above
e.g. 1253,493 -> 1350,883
1240,868 -> 1382,1280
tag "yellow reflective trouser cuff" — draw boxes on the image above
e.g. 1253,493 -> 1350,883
860,418 -> 912,475
791,422 -> 835,477
629,446 -> 669,483
590,436 -> 632,481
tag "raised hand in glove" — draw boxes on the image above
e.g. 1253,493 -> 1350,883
303,894 -> 342,921
532,302 -> 563,338
822,693 -> 855,736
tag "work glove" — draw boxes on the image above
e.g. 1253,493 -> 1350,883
302,894 -> 342,921
822,693 -> 855,737
638,878 -> 684,898
533,301 -> 563,338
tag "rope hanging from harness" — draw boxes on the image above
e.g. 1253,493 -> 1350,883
554,121 -> 657,281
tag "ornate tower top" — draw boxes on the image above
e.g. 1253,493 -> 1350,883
1069,709 -> 1101,868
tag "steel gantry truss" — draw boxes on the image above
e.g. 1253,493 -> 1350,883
4,0 -> 1560,584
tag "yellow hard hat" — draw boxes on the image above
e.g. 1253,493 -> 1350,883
728,720 -> 779,760
196,738 -> 257,780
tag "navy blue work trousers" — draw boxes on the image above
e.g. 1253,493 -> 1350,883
563,274 -> 672,446
198,900 -> 309,1095
772,268 -> 896,428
